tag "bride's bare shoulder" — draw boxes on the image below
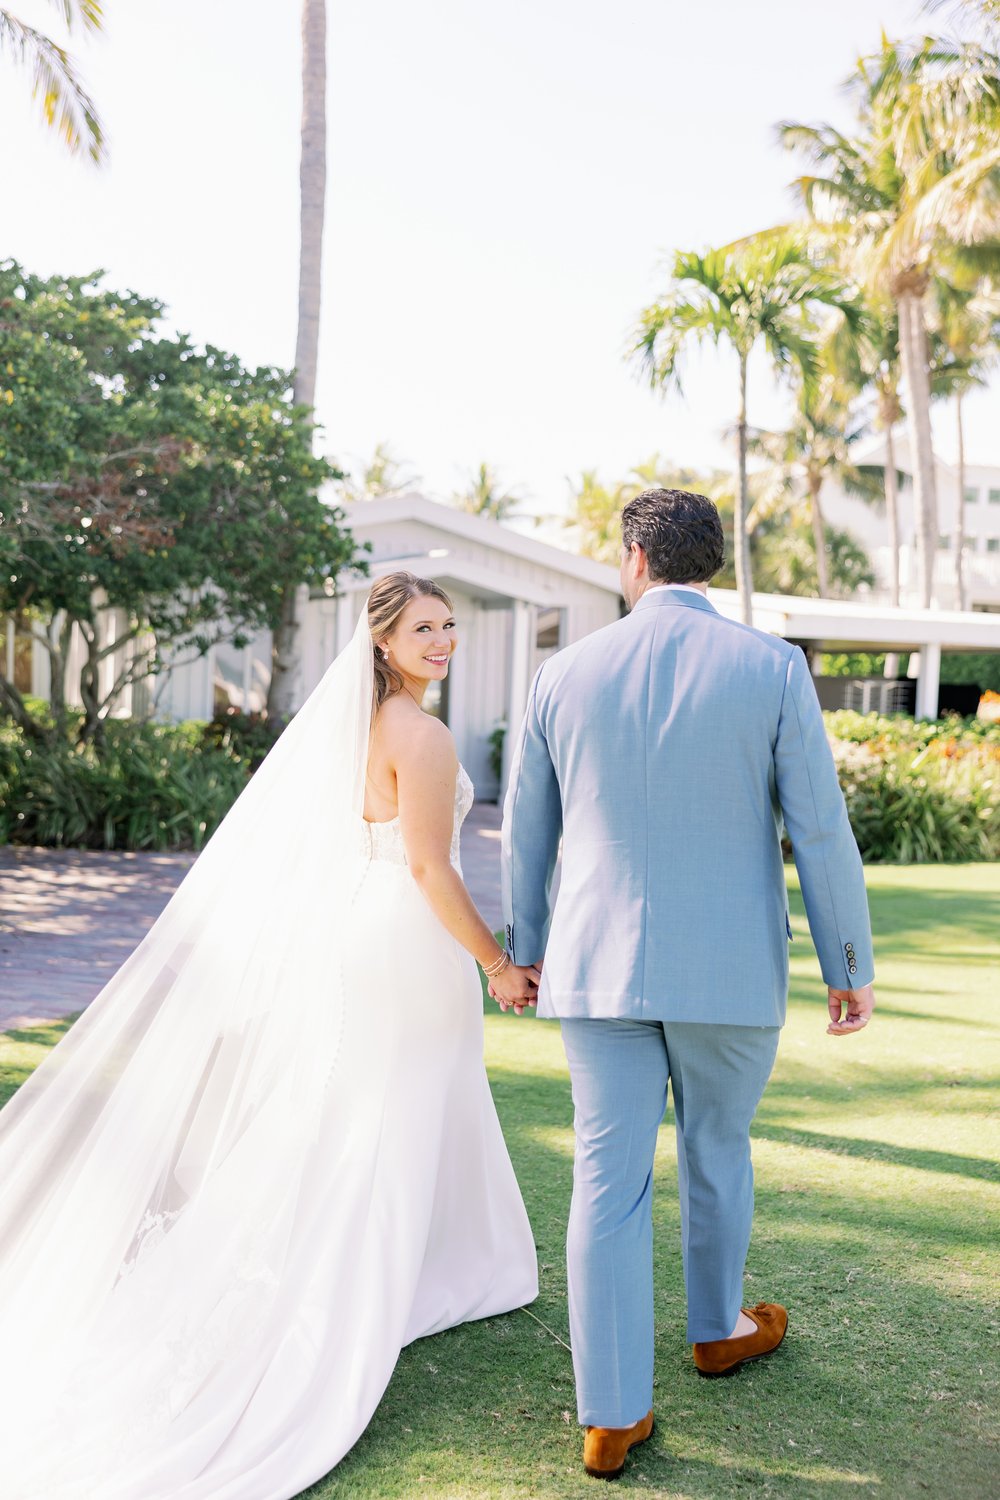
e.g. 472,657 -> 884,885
375,695 -> 456,765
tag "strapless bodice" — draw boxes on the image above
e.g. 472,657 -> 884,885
363,764 -> 475,872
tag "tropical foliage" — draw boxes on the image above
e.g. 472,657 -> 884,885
0,0 -> 105,161
0,262 -> 357,746
626,9 -> 1000,615
453,462 -> 525,521
340,441 -> 421,502
827,710 -> 1000,861
4,705 -> 996,857
0,718 -> 249,851
565,456 -> 874,599
632,235 -> 866,620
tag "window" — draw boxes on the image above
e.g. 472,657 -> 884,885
989,489 -> 1000,505
938,534 -> 951,551
987,538 -> 1000,554
964,486 -> 979,504
535,608 -> 563,651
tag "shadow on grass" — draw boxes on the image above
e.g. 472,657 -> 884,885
302,1061 -> 999,1499
789,885 -> 1000,953
751,1121 -> 1000,1185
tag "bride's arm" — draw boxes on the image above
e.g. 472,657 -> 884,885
393,716 -> 539,1004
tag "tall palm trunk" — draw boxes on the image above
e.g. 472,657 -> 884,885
895,279 -> 938,609
734,352 -> 753,624
268,0 -> 327,716
808,472 -> 830,597
882,416 -> 902,678
883,418 -> 901,609
954,391 -> 967,611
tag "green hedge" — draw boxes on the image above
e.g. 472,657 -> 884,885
0,721 -> 250,851
2,708 -> 998,861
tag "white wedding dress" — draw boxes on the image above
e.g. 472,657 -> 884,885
0,611 -> 537,1499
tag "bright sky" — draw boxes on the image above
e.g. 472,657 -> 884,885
4,0 -> 995,523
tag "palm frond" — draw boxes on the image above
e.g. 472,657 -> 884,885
43,1 -> 104,34
0,9 -> 105,161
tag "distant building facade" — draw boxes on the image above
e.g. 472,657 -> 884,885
823,435 -> 1000,613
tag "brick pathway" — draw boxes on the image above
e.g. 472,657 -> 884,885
0,804 -> 504,1033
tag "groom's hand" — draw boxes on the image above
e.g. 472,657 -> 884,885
488,963 -> 542,1016
827,982 -> 875,1036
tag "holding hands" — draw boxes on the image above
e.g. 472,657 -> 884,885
484,954 -> 542,1016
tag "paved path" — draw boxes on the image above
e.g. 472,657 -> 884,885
0,804 -> 504,1032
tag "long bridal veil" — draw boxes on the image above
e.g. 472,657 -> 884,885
0,605 -> 375,1492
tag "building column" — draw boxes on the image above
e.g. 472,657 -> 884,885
501,600 -> 534,797
915,642 -> 941,720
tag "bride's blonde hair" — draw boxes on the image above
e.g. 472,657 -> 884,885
367,572 -> 454,717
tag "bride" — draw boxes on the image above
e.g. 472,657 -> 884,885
0,571 -> 540,1499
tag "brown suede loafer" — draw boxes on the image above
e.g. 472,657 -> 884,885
583,1409 -> 655,1480
693,1301 -> 788,1378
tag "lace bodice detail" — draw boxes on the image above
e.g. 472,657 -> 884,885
364,764 -> 475,872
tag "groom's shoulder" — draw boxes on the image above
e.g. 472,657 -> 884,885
534,605 -> 798,701
704,609 -> 798,663
533,614 -> 630,693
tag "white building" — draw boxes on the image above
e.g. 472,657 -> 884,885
157,493 -> 624,800
823,435 -> 1000,612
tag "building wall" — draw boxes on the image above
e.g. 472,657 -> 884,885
823,443 -> 1000,610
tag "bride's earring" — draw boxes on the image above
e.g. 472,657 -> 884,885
381,649 -> 389,661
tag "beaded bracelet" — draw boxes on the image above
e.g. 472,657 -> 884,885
482,950 -> 511,979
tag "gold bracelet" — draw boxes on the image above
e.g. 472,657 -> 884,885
482,951 -> 510,978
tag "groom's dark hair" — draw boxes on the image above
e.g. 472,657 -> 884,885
621,488 -> 725,584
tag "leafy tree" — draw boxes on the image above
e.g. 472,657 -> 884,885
0,0 -> 105,160
452,462 -> 525,521
0,262 -> 357,745
632,232 -> 866,622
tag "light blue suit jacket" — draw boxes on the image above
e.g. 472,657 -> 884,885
500,587 -> 874,1027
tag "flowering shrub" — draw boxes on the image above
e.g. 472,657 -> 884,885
826,712 -> 1000,863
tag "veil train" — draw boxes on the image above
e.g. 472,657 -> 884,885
0,606 -> 376,1491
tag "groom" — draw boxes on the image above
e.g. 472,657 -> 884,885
499,488 -> 875,1480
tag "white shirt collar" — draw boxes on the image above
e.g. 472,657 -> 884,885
642,582 -> 708,598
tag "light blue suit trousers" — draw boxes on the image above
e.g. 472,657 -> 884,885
561,1018 -> 779,1425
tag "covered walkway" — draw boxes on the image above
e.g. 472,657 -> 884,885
709,589 -> 1000,719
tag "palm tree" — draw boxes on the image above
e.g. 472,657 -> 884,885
632,232 -> 865,622
929,279 -> 999,607
452,462 -> 524,522
269,0 -> 327,716
747,372 -> 878,598
562,458 -> 733,567
341,441 -> 420,502
0,0 -> 105,161
863,308 -> 907,609
780,35 -> 1000,608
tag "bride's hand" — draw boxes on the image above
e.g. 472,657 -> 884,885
489,963 -> 541,1016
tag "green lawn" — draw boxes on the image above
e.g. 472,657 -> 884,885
2,866 -> 998,1498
